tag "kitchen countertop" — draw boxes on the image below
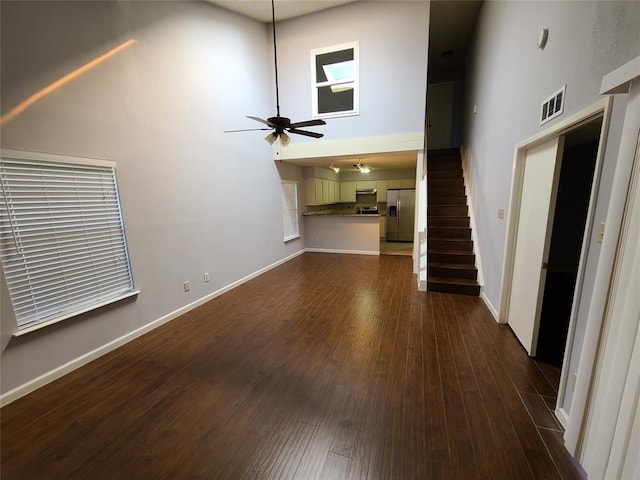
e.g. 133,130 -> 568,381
303,212 -> 383,217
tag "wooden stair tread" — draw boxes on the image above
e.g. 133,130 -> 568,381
428,249 -> 475,256
428,276 -> 480,286
429,237 -> 472,242
429,262 -> 477,270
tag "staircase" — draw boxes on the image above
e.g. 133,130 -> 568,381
427,148 -> 481,296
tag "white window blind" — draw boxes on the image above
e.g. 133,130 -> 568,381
0,153 -> 136,330
281,181 -> 299,242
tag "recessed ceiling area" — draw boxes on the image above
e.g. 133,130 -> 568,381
283,151 -> 418,171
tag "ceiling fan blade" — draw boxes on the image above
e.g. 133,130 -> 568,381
288,119 -> 326,129
247,116 -> 274,127
288,128 -> 324,139
224,127 -> 271,133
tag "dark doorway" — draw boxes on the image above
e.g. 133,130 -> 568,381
535,122 -> 601,367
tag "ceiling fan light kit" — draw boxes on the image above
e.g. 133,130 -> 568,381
225,0 -> 326,146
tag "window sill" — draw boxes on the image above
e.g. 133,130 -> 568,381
12,290 -> 140,337
284,234 -> 301,243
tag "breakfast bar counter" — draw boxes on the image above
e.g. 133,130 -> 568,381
303,214 -> 380,255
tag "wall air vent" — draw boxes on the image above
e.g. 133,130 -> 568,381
540,84 -> 566,125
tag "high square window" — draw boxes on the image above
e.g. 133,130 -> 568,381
311,41 -> 359,119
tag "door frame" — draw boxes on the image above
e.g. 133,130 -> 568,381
498,97 -> 612,421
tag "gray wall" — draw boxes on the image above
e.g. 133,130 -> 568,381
463,0 -> 640,414
274,1 -> 430,143
0,1 -> 305,394
0,0 -> 432,398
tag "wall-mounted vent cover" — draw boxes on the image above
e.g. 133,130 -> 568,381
540,85 -> 566,125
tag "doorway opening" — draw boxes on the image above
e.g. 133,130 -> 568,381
500,98 -> 612,411
535,120 -> 602,368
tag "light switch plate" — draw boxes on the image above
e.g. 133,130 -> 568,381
498,208 -> 505,219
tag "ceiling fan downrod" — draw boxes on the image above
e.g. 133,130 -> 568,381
271,0 -> 281,119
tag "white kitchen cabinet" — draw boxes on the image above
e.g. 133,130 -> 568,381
313,178 -> 326,205
304,178 -> 342,205
401,179 -> 416,188
376,181 -> 388,202
340,181 -> 357,202
387,179 -> 403,189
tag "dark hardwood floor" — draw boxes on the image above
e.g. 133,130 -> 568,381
1,253 -> 585,479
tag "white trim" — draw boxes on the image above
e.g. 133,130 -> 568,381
0,249 -> 305,407
480,291 -> 499,321
556,100 -> 613,425
273,132 -> 424,162
600,56 -> 640,95
499,97 -> 611,325
556,407 -> 570,429
460,146 -> 485,299
565,57 -> 640,457
304,247 -> 379,256
0,148 -> 115,168
12,291 -> 140,337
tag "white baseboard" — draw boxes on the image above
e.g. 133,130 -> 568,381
305,248 -> 379,256
556,407 -> 569,429
0,249 -> 306,407
480,291 -> 501,323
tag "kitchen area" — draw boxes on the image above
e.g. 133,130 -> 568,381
301,164 -> 416,256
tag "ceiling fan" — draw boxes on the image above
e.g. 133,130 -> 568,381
225,0 -> 326,146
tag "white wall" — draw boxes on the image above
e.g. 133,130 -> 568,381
463,1 -> 640,416
274,1 -> 429,144
0,1 -> 306,396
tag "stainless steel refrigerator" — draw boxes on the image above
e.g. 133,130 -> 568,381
386,188 -> 415,242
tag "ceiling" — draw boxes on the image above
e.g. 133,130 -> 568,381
429,1 -> 483,72
205,0 -> 358,22
293,151 -> 419,171
206,0 -> 483,171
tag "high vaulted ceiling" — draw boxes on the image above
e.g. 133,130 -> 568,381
205,0 -> 358,22
205,0 -> 483,170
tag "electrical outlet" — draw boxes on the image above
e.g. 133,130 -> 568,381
498,208 -> 505,219
183,281 -> 190,292
204,272 -> 210,283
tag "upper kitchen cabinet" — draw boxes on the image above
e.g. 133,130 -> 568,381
376,181 -> 388,202
340,181 -> 357,203
401,179 -> 416,188
305,178 -> 340,205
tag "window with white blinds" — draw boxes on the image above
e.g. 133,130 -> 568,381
0,152 -> 136,331
281,181 -> 299,242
